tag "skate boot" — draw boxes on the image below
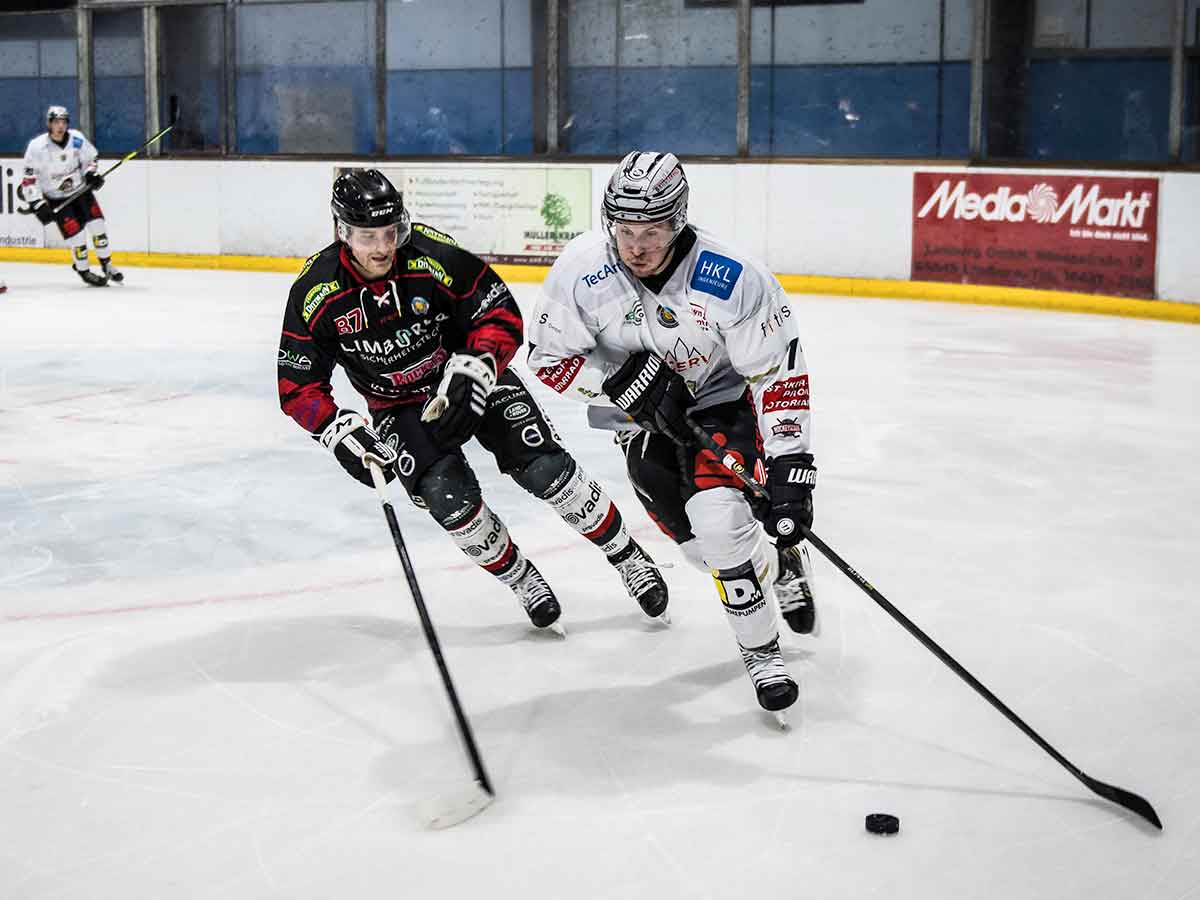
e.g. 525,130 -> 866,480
740,637 -> 798,722
76,267 -> 108,287
609,540 -> 669,621
101,258 -> 124,283
776,543 -> 817,635
509,559 -> 562,629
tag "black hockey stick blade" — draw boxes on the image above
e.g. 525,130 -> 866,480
1081,775 -> 1162,830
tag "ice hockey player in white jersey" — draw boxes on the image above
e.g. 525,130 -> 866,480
20,106 -> 122,287
527,151 -> 819,720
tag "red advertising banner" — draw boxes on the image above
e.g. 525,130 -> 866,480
912,172 -> 1159,298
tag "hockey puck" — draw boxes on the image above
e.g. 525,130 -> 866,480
865,813 -> 900,835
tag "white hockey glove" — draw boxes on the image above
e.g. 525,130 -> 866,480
421,350 -> 497,448
318,410 -> 398,488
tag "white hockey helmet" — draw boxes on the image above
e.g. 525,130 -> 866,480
46,105 -> 70,127
602,151 -> 689,242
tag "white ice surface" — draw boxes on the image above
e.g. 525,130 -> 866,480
1,262 -> 1197,899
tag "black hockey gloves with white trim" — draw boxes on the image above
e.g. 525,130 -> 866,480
421,350 -> 497,448
764,453 -> 816,548
318,410 -> 398,488
602,350 -> 694,446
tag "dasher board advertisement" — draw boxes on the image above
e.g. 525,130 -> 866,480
912,172 -> 1159,298
0,159 -> 46,249
340,166 -> 592,266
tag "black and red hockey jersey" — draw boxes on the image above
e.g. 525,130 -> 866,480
277,223 -> 523,434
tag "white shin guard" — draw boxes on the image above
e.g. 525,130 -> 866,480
685,487 -> 781,649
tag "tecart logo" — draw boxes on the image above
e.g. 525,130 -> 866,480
917,179 -> 1153,229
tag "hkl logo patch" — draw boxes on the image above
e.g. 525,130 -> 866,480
690,251 -> 742,301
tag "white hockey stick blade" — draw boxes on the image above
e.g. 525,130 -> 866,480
418,781 -> 495,830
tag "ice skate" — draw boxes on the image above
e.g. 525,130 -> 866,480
101,258 -> 123,283
609,539 -> 670,623
509,559 -> 563,634
76,267 -> 108,287
776,543 -> 818,635
740,638 -> 797,727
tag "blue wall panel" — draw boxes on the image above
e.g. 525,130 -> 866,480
94,76 -> 144,152
387,68 -> 532,155
237,68 -> 375,155
0,78 -> 78,154
749,63 -> 970,158
565,67 -> 736,155
1025,58 -> 1170,162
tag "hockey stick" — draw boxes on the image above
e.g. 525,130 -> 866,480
686,419 -> 1163,830
367,461 -> 495,829
44,121 -> 177,215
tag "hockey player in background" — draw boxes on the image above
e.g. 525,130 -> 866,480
277,169 -> 668,631
20,106 -> 121,287
527,151 -> 819,719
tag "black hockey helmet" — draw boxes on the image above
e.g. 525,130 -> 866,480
331,168 -> 411,245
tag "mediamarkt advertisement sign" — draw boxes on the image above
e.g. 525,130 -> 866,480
912,172 -> 1159,298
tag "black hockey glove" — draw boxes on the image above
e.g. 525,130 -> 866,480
764,453 -> 816,548
421,350 -> 497,448
317,410 -> 398,488
32,202 -> 55,225
602,351 -> 694,446
85,170 -> 105,191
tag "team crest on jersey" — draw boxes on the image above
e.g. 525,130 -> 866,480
624,300 -> 645,326
656,305 -> 679,328
411,296 -> 429,315
691,251 -> 743,301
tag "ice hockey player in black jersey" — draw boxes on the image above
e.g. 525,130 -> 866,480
21,106 -> 122,287
277,169 -> 668,630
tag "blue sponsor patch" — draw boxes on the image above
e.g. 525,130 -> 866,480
690,251 -> 742,300
71,136 -> 82,148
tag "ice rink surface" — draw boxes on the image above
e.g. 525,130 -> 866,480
1,261 -> 1197,899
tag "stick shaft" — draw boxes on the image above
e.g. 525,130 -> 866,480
51,122 -> 175,214
369,464 -> 494,796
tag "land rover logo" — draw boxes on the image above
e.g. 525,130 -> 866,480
503,402 -> 531,421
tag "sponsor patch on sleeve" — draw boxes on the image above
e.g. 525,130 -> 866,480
690,251 -> 743,301
536,355 -> 585,393
295,253 -> 319,281
72,136 -> 83,148
302,280 -> 340,322
762,375 -> 810,413
412,223 -> 459,246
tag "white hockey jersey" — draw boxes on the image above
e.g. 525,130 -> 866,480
527,226 -> 812,460
21,130 -> 99,203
